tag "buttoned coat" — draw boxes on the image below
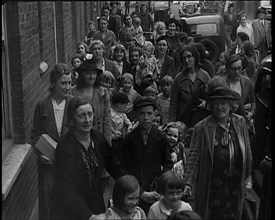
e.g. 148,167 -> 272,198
252,18 -> 271,49
50,129 -> 125,220
71,86 -> 112,144
184,114 -> 252,219
158,54 -> 176,79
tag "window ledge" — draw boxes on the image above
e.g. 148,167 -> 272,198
2,143 -> 32,201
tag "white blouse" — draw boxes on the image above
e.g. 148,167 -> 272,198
52,99 -> 66,137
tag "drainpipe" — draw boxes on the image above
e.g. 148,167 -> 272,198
53,2 -> 58,63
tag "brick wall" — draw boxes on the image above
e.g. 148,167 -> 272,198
2,2 -> 101,219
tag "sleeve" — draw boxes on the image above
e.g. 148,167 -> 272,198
102,89 -> 112,145
30,103 -> 43,156
147,204 -> 158,219
250,25 -> 255,46
169,77 -> 179,122
248,79 -> 256,115
53,143 -> 93,220
167,58 -> 176,79
161,136 -> 174,172
242,117 -> 252,180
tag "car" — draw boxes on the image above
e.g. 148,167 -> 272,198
180,14 -> 225,63
154,1 -> 171,22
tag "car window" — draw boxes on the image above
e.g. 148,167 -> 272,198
190,23 -> 217,35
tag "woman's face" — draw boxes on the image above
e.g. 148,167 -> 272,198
99,19 -> 108,31
125,15 -> 132,26
77,44 -> 86,55
115,49 -> 124,61
73,58 -> 82,68
182,51 -> 195,69
53,73 -> 72,98
83,70 -> 98,85
122,78 -> 133,92
168,23 -> 176,35
157,40 -> 168,55
89,23 -> 95,32
123,189 -> 140,213
212,99 -> 231,120
166,127 -> 179,147
73,103 -> 94,134
91,43 -> 104,59
240,16 -> 247,26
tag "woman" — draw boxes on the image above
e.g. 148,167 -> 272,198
93,16 -> 117,59
169,45 -> 210,128
31,63 -> 73,220
183,81 -> 253,219
71,59 -> 112,145
118,13 -> 135,51
164,18 -> 181,56
50,95 -> 125,220
137,4 -> 154,32
154,35 -> 176,84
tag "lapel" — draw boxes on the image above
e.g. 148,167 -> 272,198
60,95 -> 72,136
143,126 -> 158,159
44,96 -> 59,140
205,116 -> 217,162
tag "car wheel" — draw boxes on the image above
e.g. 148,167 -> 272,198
199,39 -> 219,64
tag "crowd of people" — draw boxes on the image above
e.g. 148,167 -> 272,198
30,1 -> 271,220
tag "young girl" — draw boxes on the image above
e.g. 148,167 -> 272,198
141,41 -> 158,80
76,41 -> 93,60
163,122 -> 188,177
99,70 -> 116,97
93,175 -> 146,219
144,85 -> 158,101
148,171 -> 192,219
70,53 -> 84,85
132,16 -> 145,47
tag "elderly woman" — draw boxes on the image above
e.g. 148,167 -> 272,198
71,59 -> 112,144
169,45 -> 210,128
31,63 -> 73,220
183,79 -> 253,219
93,16 -> 117,59
50,96 -> 125,220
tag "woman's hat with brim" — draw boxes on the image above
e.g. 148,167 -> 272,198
207,87 -> 241,100
75,59 -> 102,75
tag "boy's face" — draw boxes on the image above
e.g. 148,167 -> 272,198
166,127 -> 179,147
122,79 -> 133,92
136,105 -> 155,130
161,83 -> 171,97
153,115 -> 161,127
163,187 -> 183,207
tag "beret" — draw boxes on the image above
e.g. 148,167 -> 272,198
133,96 -> 156,110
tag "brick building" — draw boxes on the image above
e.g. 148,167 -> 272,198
2,2 -> 106,219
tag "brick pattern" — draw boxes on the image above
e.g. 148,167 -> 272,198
3,2 -> 103,219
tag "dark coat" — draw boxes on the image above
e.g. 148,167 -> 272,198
120,125 -> 173,191
184,114 -> 252,219
50,129 -> 125,220
159,54 -> 176,79
201,59 -> 215,79
104,58 -> 121,81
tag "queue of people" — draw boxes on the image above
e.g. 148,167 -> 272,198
30,2 -> 271,220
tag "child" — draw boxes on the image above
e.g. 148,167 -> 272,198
156,75 -> 174,125
132,16 -> 145,47
111,92 -> 133,161
141,41 -> 158,80
186,36 -> 194,45
85,20 -> 97,47
119,73 -> 141,121
137,71 -> 158,96
148,171 -> 192,219
144,85 -> 158,101
92,175 -> 146,219
153,113 -> 163,130
162,123 -> 187,177
215,51 -> 229,76
99,70 -> 117,97
70,53 -> 84,85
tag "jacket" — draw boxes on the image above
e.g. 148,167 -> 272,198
184,114 -> 252,219
159,54 -> 176,79
50,129 -> 125,220
137,12 -> 154,32
252,18 -> 271,49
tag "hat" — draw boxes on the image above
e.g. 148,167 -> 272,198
257,7 -> 265,14
111,92 -> 129,104
165,18 -> 181,29
75,60 -> 102,74
207,87 -> 240,100
133,96 -> 156,110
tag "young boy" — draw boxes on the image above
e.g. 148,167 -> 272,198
144,86 -> 158,101
111,92 -> 133,161
156,75 -> 174,125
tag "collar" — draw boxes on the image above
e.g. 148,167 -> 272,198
159,198 -> 172,216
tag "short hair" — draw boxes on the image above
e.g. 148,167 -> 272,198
99,16 -> 108,24
77,42 -> 89,53
90,40 -> 106,52
241,40 -> 255,57
113,43 -> 127,61
88,20 -> 95,26
129,46 -> 142,57
180,45 -> 201,68
144,86 -> 157,95
154,21 -> 166,33
225,53 -> 243,70
177,32 -> 188,44
157,170 -> 185,195
187,36 -> 194,44
66,95 -> 93,129
143,41 -> 154,52
100,70 -> 115,85
237,32 -> 250,42
121,73 -> 134,82
49,63 -> 72,93
112,175 -> 140,211
132,16 -> 141,25
161,75 -> 174,86
239,13 -> 248,20
140,3 -> 147,11
192,42 -> 207,61
71,54 -> 84,66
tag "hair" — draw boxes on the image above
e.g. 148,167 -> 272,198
140,3 -> 147,11
143,41 -> 154,54
167,210 -> 202,220
121,72 -> 134,82
132,16 -> 141,26
129,46 -> 142,57
88,20 -> 95,26
90,40 -> 106,53
66,95 -> 93,129
77,42 -> 89,53
161,75 -> 174,86
237,32 -> 250,42
239,13 -> 248,20
112,175 -> 140,211
241,40 -> 255,57
123,13 -> 131,25
163,122 -> 179,134
154,21 -> 166,34
177,32 -> 188,44
180,45 -> 201,68
113,43 -> 128,61
192,42 -> 207,61
157,170 -> 185,195
101,5 -> 110,14
187,36 -> 194,44
225,53 -> 243,70
71,54 -> 84,67
99,16 -> 109,25
100,70 -> 115,86
144,86 -> 157,96
49,63 -> 72,93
